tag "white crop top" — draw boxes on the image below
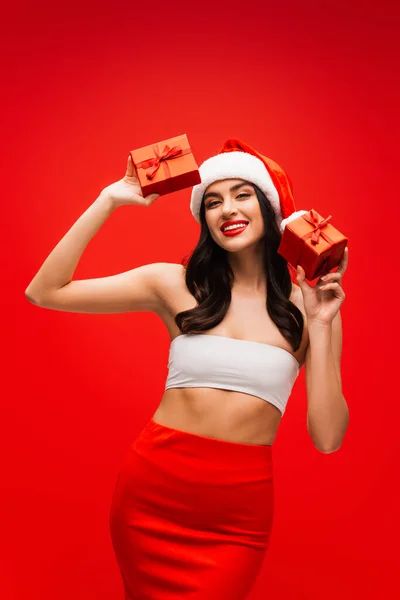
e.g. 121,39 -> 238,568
165,334 -> 300,416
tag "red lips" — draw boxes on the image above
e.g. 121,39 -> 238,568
220,219 -> 249,232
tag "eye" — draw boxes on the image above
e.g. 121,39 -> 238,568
206,193 -> 250,209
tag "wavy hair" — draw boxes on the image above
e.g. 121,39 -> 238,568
175,182 -> 304,352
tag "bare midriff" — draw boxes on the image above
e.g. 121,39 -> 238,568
152,386 -> 284,446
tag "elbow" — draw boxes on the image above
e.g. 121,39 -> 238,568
315,435 -> 346,453
318,444 -> 342,454
310,433 -> 344,453
309,402 -> 349,455
25,289 -> 41,305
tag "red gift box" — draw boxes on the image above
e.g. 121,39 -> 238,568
277,209 -> 348,280
130,134 -> 201,197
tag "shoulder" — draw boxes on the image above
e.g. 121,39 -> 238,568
152,262 -> 185,287
153,262 -> 186,299
150,262 -> 188,321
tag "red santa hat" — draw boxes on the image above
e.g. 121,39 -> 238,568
190,138 -> 307,233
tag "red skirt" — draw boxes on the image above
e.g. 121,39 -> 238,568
109,418 -> 274,599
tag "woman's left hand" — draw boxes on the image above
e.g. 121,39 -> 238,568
296,247 -> 349,325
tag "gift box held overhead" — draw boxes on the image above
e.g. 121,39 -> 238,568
278,209 -> 348,281
130,134 -> 201,197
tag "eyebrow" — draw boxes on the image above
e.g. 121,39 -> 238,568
203,182 -> 252,202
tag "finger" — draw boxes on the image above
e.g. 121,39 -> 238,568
321,272 -> 342,282
144,193 -> 160,204
125,155 -> 137,178
319,282 -> 343,290
296,265 -> 308,286
337,247 -> 349,274
322,248 -> 348,281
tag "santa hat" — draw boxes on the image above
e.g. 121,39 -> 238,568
190,138 -> 307,233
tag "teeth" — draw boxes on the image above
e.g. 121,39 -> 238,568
223,223 -> 247,232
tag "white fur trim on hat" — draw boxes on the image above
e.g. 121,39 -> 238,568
279,210 -> 308,233
190,151 -> 281,224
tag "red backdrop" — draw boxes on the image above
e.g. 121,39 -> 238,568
4,0 -> 399,598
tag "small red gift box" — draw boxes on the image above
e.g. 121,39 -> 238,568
277,209 -> 348,280
130,134 -> 201,197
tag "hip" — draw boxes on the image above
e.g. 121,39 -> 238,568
112,417 -> 275,547
109,417 -> 275,598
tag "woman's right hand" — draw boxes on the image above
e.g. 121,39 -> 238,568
100,155 -> 160,209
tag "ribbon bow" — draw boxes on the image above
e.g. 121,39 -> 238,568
302,209 -> 332,244
136,144 -> 185,180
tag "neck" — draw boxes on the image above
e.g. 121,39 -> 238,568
228,247 -> 266,293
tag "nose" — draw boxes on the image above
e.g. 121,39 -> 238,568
221,199 -> 238,217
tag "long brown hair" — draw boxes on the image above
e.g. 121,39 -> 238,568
175,182 -> 304,352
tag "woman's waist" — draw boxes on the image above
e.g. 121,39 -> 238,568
131,412 -> 274,491
153,387 -> 282,446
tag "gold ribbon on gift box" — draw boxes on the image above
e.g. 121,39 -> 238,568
135,143 -> 192,180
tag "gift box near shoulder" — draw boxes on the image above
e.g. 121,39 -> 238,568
278,209 -> 348,281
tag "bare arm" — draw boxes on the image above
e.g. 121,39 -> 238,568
24,156 -> 167,314
25,193 -> 116,301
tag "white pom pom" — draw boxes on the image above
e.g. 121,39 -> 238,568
279,210 -> 308,233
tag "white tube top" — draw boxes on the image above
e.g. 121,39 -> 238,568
165,334 -> 300,416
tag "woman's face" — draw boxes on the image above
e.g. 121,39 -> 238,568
203,179 -> 265,250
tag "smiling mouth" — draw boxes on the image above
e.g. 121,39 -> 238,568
221,223 -> 249,236
220,220 -> 249,232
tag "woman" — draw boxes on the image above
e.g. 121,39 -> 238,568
25,138 -> 349,599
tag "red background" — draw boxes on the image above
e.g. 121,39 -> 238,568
4,0 -> 400,598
